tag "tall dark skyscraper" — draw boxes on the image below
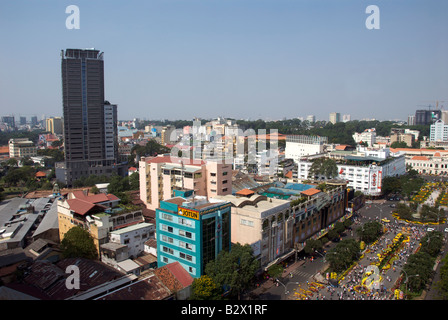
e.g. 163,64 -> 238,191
60,48 -> 118,186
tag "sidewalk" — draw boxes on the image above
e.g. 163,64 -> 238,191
250,260 -> 307,296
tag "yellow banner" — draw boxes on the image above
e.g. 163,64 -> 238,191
179,208 -> 199,220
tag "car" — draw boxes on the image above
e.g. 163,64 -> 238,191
427,227 -> 435,232
389,204 -> 396,208
382,218 -> 390,223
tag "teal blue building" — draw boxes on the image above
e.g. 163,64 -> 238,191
156,190 -> 231,278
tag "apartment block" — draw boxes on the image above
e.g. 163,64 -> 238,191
285,135 -> 327,163
57,190 -> 147,254
139,155 -> 231,210
156,190 -> 231,278
8,138 -> 37,159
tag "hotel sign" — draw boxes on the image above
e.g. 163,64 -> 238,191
178,208 -> 199,220
178,203 -> 231,220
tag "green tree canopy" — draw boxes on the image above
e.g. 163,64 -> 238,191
309,158 -> 338,180
420,231 -> 444,257
326,239 -> 361,273
60,226 -> 98,260
191,275 -> 222,300
356,221 -> 383,244
205,243 -> 259,299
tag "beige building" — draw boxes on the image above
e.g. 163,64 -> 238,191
390,133 -> 414,147
390,147 -> 448,175
139,155 -> 232,210
212,182 -> 347,269
8,138 -> 37,159
57,190 -> 145,254
45,117 -> 63,135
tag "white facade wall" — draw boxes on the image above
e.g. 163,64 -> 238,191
109,223 -> 155,258
285,142 -> 324,163
430,120 -> 448,142
294,155 -> 406,196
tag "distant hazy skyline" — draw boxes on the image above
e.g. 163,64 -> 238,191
1,0 -> 447,121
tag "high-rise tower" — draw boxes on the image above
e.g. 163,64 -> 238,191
61,48 -> 118,186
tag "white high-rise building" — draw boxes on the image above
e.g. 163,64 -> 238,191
352,128 -> 376,147
285,135 -> 327,163
430,119 -> 448,142
306,115 -> 315,123
329,112 -> 340,124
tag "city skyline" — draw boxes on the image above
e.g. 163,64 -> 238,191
1,1 -> 448,121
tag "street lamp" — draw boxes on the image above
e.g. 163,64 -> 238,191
276,279 -> 300,295
372,203 -> 383,222
314,250 -> 326,262
401,269 -> 419,297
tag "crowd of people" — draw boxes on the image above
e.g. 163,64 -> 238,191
289,205 -> 435,300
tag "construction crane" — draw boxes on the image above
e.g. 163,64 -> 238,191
420,100 -> 448,110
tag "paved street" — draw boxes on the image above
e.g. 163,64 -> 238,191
249,195 -> 448,300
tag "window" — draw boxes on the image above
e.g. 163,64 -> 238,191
162,235 -> 174,243
179,218 -> 193,227
241,219 -> 254,227
162,246 -> 174,254
179,230 -> 193,239
161,213 -> 173,221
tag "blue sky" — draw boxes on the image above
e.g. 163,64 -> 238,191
0,0 -> 447,122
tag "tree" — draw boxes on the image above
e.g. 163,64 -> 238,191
402,251 -> 434,293
191,275 -> 222,300
129,172 -> 139,190
60,226 -> 98,259
420,231 -> 444,257
107,174 -> 130,194
390,141 -> 409,148
395,203 -> 414,221
326,239 -> 360,273
205,243 -> 259,299
304,239 -> 323,254
309,158 -> 338,180
356,221 -> 383,244
436,255 -> 448,299
267,264 -> 284,279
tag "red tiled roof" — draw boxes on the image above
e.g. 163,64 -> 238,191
154,262 -> 193,292
71,191 -> 120,204
335,145 -> 349,150
107,194 -> 120,201
164,262 -> 194,288
236,188 -> 255,196
300,188 -> 321,196
66,198 -> 106,216
411,156 -> 429,161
